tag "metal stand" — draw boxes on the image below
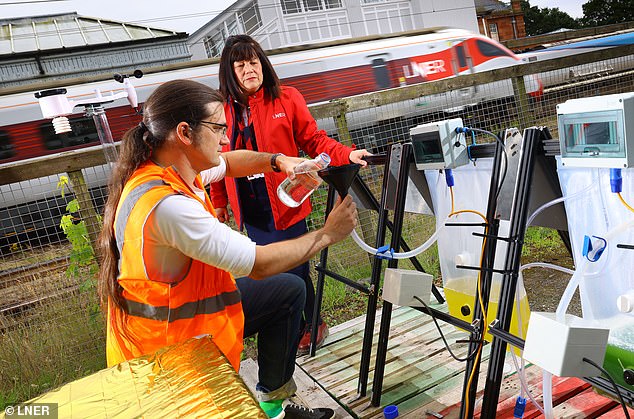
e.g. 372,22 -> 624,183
456,135 -> 506,419
479,127 -> 543,417
310,148 -> 444,398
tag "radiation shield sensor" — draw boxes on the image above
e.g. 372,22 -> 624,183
557,92 -> 634,168
410,118 -> 467,170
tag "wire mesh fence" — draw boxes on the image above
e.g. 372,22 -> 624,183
1,43 -> 634,404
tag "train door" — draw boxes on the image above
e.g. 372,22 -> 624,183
452,41 -> 477,100
368,54 -> 391,89
0,131 -> 16,161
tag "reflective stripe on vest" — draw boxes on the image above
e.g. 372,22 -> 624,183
115,179 -> 165,257
123,289 -> 241,322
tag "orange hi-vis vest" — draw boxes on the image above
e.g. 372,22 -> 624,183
106,162 -> 244,370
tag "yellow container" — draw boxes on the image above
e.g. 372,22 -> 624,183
444,277 -> 531,354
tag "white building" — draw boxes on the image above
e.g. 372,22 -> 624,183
188,0 -> 479,59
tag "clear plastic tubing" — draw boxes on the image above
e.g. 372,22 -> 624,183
511,351 -> 545,415
543,370 -> 554,419
520,262 -> 574,276
555,218 -> 634,322
350,218 -> 448,259
526,177 -> 597,227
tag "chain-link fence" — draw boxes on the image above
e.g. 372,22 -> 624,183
1,42 -> 634,405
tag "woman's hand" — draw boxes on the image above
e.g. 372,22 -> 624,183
349,149 -> 372,166
215,207 -> 231,223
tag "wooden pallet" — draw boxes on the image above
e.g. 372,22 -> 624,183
295,304 -> 633,419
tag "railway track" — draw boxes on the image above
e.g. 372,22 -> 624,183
0,255 -> 95,333
0,255 -> 69,289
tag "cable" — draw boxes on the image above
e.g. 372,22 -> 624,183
413,296 -> 480,363
618,192 -> 634,213
462,234 -> 489,419
458,127 -> 508,203
582,357 -> 631,419
450,186 -> 455,214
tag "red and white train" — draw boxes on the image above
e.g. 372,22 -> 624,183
0,27 -> 542,166
0,27 -> 542,250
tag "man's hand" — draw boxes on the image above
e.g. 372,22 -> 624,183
322,195 -> 357,243
276,155 -> 307,178
349,149 -> 372,166
249,195 -> 357,280
215,207 -> 231,223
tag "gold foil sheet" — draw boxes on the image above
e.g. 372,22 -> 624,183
17,336 -> 267,418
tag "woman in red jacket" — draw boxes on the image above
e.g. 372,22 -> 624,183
210,35 -> 370,355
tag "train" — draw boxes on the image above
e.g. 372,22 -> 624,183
516,29 -> 634,88
0,26 -> 546,251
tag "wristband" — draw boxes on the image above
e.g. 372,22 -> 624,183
271,153 -> 284,172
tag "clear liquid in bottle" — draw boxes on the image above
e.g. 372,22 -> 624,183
277,153 -> 331,207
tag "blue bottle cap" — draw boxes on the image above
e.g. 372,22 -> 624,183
383,404 -> 399,419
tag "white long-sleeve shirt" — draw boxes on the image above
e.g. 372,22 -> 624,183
142,157 -> 256,281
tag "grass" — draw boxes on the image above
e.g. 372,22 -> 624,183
0,271 -> 105,409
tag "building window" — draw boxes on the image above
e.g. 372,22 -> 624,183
203,35 -> 222,58
240,1 -> 262,34
281,0 -> 342,14
203,13 -> 247,59
488,23 -> 499,41
282,0 -> 301,14
0,131 -> 15,161
361,0 -> 388,3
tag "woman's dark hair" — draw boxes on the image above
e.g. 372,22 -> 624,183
98,79 -> 224,311
219,34 -> 281,105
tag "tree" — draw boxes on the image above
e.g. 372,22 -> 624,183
581,0 -> 634,26
520,0 -> 580,36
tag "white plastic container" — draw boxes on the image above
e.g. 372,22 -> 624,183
277,152 -> 331,207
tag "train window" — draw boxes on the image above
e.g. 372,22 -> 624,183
40,116 -> 99,150
476,39 -> 512,58
0,131 -> 16,161
371,58 -> 390,89
455,45 -> 467,68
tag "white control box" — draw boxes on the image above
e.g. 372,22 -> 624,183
410,118 -> 467,170
382,268 -> 433,307
558,92 -> 634,168
523,312 -> 610,377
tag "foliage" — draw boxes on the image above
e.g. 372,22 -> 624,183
520,0 -> 580,36
580,0 -> 634,26
56,176 -> 100,320
522,226 -> 567,260
56,176 -> 97,279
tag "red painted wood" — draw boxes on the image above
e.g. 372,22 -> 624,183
599,403 -> 634,418
552,387 -> 617,418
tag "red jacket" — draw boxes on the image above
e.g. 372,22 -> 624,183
210,86 -> 355,230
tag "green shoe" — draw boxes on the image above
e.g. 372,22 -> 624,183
260,399 -> 285,419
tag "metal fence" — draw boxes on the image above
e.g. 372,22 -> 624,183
1,42 -> 634,404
